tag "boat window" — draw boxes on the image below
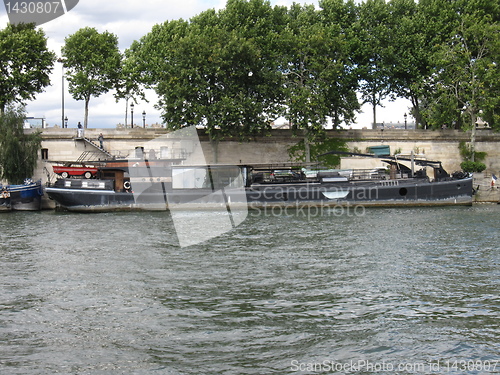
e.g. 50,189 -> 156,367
135,147 -> 144,158
172,166 -> 243,189
172,168 -> 208,189
210,167 -> 243,189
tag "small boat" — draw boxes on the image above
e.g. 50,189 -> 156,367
0,179 -> 44,211
0,188 -> 10,211
45,153 -> 474,212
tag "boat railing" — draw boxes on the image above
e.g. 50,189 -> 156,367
250,167 -> 395,183
349,168 -> 390,180
303,168 -> 392,181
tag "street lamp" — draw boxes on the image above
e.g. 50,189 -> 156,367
130,102 -> 134,128
64,116 -> 68,129
404,113 -> 408,130
142,110 -> 146,128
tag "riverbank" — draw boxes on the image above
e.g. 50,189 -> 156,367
37,127 -> 500,169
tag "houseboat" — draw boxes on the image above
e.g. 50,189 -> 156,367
44,154 -> 474,212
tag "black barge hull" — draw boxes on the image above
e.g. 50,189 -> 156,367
46,177 -> 473,212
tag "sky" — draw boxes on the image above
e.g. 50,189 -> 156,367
1,0 -> 413,129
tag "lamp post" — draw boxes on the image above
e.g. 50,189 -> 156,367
130,102 -> 134,128
64,116 -> 68,129
57,58 -> 65,127
404,113 -> 408,130
142,110 -> 146,128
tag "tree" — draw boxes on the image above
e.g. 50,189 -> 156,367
408,0 -> 500,130
131,0 -> 360,161
436,19 -> 498,126
432,16 -> 499,159
318,0 -> 360,128
425,0 -> 500,131
0,106 -> 42,184
280,2 -> 358,162
62,27 -> 122,128
132,0 -> 286,147
213,0 -> 287,138
356,0 -> 393,129
458,141 -> 487,172
384,0 -> 431,128
0,23 -> 55,114
115,46 -> 148,127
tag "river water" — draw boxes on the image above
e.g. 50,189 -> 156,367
1,205 -> 499,374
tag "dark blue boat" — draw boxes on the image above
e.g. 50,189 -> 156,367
0,179 -> 43,211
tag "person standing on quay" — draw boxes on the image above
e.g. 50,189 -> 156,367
77,122 -> 84,138
98,133 -> 104,149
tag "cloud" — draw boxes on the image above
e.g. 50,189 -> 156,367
20,0 -> 227,51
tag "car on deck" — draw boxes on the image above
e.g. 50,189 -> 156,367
52,163 -> 98,179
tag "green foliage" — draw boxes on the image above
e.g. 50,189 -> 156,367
281,2 -> 359,135
458,141 -> 487,162
430,16 -> 500,131
62,27 -> 122,128
386,0 -> 430,128
356,0 -> 394,128
126,0 -> 500,137
0,107 -> 42,184
115,47 -> 147,106
460,161 -> 486,173
418,0 -> 500,130
288,136 -> 349,168
131,0 -> 360,141
131,1 -> 285,141
0,23 -> 55,113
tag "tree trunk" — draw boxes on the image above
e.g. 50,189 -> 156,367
470,111 -> 477,162
410,95 -> 423,129
84,97 -> 90,129
372,103 -> 377,129
454,102 -> 463,129
124,98 -> 128,128
372,92 -> 377,129
303,129 -> 311,163
305,138 -> 311,163
210,136 -> 219,164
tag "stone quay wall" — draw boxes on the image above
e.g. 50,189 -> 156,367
35,127 -> 500,203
